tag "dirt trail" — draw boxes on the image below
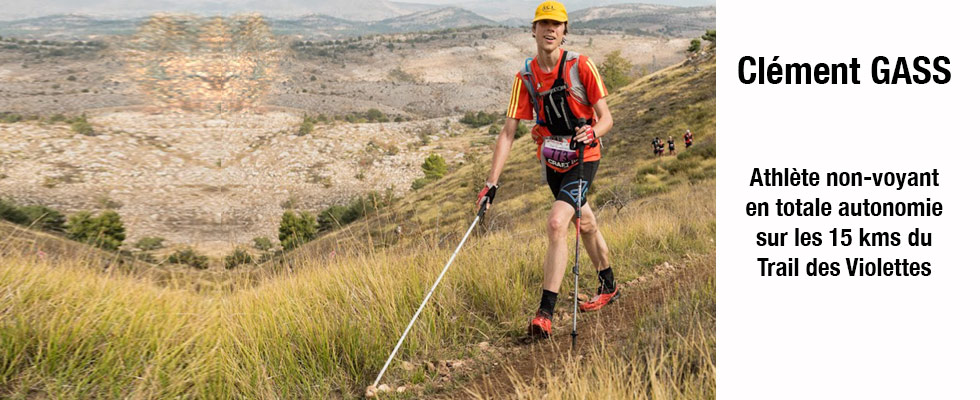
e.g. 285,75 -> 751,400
429,268 -> 672,399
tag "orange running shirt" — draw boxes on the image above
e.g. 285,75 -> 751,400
506,49 -> 608,163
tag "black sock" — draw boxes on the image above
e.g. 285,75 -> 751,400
539,290 -> 558,316
598,267 -> 616,294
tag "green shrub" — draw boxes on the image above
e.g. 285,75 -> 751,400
225,248 -> 254,269
66,210 -> 126,251
252,236 -> 273,252
411,177 -> 431,190
167,248 -> 209,269
1,113 -> 22,123
460,111 -> 496,127
70,114 -> 95,135
135,236 -> 165,251
0,198 -> 29,224
317,205 -> 348,232
687,38 -> 702,53
488,124 -> 500,136
20,205 -> 66,232
279,210 -> 318,250
298,116 -> 315,136
701,29 -> 716,43
316,191 -> 389,232
365,108 -> 387,122
421,154 -> 448,180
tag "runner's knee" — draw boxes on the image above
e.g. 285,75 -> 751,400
547,216 -> 567,237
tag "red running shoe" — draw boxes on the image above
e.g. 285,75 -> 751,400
528,310 -> 553,338
579,285 -> 620,312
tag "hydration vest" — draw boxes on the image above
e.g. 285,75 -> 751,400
519,50 -> 593,137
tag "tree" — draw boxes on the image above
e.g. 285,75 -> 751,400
701,29 -> 716,43
66,210 -> 126,251
279,211 -> 318,250
598,50 -> 633,92
688,38 -> 702,53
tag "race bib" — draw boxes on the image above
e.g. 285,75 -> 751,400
541,136 -> 579,171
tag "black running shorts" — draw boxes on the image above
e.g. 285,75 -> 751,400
547,160 -> 599,208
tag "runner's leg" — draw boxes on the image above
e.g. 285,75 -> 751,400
543,201 -> 576,292
579,203 -> 610,272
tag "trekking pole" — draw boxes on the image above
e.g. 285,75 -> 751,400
571,142 -> 585,349
371,200 -> 489,389
571,126 -> 597,349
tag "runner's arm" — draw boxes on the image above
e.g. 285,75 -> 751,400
574,98 -> 613,143
486,117 -> 520,185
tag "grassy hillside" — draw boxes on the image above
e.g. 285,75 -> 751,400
0,51 -> 715,398
291,50 -> 716,260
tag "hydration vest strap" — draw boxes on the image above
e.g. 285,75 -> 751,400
521,58 -> 544,124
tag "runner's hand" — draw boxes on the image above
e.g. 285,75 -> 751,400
574,125 -> 596,145
476,182 -> 498,210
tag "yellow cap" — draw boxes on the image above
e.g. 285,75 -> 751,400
533,1 -> 568,23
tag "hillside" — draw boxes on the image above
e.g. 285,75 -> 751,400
0,50 -> 715,398
294,49 -> 716,259
570,3 -> 717,36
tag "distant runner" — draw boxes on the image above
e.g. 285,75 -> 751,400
668,135 -> 676,155
684,129 -> 694,148
651,136 -> 661,156
477,0 -> 619,339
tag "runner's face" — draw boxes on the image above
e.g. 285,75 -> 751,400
534,19 -> 565,52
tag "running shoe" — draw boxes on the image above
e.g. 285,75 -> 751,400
528,309 -> 553,338
578,285 -> 620,312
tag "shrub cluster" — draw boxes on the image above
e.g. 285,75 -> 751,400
70,114 -> 95,136
66,210 -> 126,251
135,236 -> 165,251
460,111 -> 498,127
279,211 -> 318,250
0,199 -> 66,232
412,154 -> 448,190
167,248 -> 209,269
317,191 -> 391,232
252,236 -> 273,252
224,248 -> 254,269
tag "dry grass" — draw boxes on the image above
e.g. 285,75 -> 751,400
1,54 -> 716,398
1,181 -> 714,398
